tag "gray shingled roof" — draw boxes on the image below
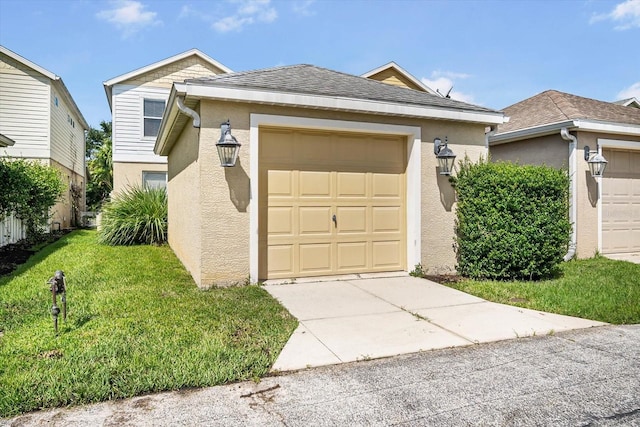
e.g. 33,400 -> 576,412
497,90 -> 640,134
186,64 -> 498,114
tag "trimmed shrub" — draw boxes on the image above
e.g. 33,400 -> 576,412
98,185 -> 167,245
453,159 -> 571,281
0,158 -> 65,237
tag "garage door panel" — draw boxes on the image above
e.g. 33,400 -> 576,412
336,135 -> 368,164
299,207 -> 332,235
268,245 -> 294,275
372,241 -> 402,268
370,138 -> 405,168
372,206 -> 402,233
299,244 -> 332,272
262,131 -> 294,163
297,132 -> 334,163
299,171 -> 331,198
336,207 -> 367,233
337,242 -> 367,270
268,170 -> 294,197
602,148 -> 640,254
372,173 -> 402,198
337,173 -> 367,197
268,207 -> 294,235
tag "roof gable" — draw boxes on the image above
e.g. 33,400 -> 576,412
361,62 -> 437,94
103,49 -> 233,108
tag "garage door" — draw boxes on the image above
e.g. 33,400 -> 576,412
601,148 -> 640,254
259,127 -> 406,280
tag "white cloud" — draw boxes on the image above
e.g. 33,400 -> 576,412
421,71 -> 476,104
590,0 -> 640,30
96,0 -> 161,37
213,0 -> 277,33
293,0 -> 316,16
617,82 -> 640,99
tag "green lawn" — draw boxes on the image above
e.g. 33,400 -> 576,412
0,230 -> 297,418
443,256 -> 640,325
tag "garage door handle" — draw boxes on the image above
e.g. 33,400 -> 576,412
332,214 -> 337,227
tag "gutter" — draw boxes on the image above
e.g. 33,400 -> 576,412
560,128 -> 577,261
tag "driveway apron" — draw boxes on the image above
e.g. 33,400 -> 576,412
264,275 -> 606,371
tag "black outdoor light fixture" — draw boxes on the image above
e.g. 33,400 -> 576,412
434,136 -> 457,175
47,270 -> 66,334
583,145 -> 608,178
216,119 -> 241,167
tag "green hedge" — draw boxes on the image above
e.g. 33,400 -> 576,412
0,158 -> 64,237
453,160 -> 571,281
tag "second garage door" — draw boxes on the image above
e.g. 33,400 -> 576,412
601,148 -> 640,254
259,127 -> 406,280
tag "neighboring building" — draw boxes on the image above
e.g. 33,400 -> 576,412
361,61 -> 439,94
103,49 -> 233,194
154,64 -> 505,287
490,90 -> 640,258
0,45 -> 88,229
613,97 -> 640,108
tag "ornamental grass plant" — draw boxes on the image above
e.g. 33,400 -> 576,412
98,185 -> 167,245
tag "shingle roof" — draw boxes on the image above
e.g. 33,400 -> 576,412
497,90 -> 640,134
186,64 -> 497,114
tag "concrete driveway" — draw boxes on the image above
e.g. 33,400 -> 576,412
264,275 -> 606,371
606,252 -> 640,264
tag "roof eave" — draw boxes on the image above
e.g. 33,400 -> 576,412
490,119 -> 640,145
182,83 -> 503,123
154,85 -> 185,156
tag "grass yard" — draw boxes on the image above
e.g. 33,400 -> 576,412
0,230 -> 297,418
444,256 -> 640,325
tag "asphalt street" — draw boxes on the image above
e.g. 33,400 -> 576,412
4,325 -> 640,426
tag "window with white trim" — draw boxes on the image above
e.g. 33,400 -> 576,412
143,99 -> 165,138
142,171 -> 167,189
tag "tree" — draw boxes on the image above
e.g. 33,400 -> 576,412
86,121 -> 113,210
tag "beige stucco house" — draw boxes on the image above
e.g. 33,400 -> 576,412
103,49 -> 233,194
0,45 -> 88,229
154,63 -> 505,287
490,90 -> 640,259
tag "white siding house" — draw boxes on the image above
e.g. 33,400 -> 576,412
103,49 -> 232,194
0,45 -> 88,229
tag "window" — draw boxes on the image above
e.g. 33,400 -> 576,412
143,99 -> 165,138
142,171 -> 167,189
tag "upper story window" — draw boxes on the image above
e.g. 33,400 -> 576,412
143,99 -> 165,138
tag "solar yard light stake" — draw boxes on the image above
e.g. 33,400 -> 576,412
47,270 -> 66,334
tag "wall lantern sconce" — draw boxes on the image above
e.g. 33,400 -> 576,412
216,120 -> 241,167
434,137 -> 456,175
583,145 -> 607,178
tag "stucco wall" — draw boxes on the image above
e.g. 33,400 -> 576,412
420,122 -> 487,274
113,162 -> 167,195
167,123 -> 202,285
490,134 -> 568,169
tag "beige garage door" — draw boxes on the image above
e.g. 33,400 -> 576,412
259,127 -> 406,280
601,148 -> 640,254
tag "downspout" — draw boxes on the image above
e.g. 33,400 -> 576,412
560,127 -> 577,261
176,96 -> 200,128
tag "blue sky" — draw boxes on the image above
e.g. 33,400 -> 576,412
1,0 -> 639,128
